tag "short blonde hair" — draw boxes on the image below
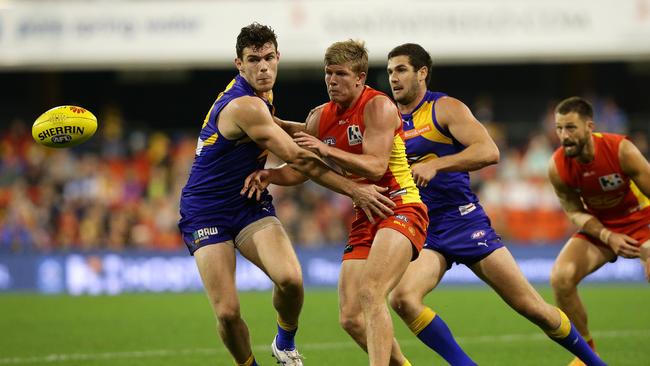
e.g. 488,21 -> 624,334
324,40 -> 369,75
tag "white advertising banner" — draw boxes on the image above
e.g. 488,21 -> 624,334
1,0 -> 649,69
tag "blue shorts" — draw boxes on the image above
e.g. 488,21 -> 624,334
178,196 -> 277,255
424,203 -> 503,269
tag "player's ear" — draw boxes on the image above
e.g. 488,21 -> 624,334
586,119 -> 595,131
235,58 -> 243,72
357,71 -> 367,86
418,66 -> 428,83
276,50 -> 281,62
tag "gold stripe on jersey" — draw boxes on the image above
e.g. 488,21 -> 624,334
630,181 -> 650,209
389,134 -> 422,204
203,132 -> 219,146
412,101 -> 452,144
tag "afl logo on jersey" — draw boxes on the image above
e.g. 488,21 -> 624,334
598,173 -> 624,191
347,125 -> 363,146
323,136 -> 337,145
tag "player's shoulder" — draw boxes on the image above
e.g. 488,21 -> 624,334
224,95 -> 269,117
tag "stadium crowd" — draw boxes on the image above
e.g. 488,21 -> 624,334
0,97 -> 645,253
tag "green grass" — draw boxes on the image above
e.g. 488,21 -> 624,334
1,285 -> 648,365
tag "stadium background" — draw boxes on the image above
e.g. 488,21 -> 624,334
0,1 -> 649,365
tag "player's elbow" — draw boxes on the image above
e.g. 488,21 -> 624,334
366,163 -> 387,182
485,145 -> 500,165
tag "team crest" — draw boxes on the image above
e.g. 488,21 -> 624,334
347,125 -> 363,146
598,173 -> 624,191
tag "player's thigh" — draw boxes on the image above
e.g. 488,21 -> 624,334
552,237 -> 615,283
470,247 -> 544,305
392,249 -> 447,299
194,243 -> 239,310
237,218 -> 302,285
362,228 -> 413,294
339,259 -> 366,319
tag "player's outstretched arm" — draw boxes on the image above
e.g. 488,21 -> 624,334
411,97 -> 500,187
619,138 -> 650,197
274,104 -> 327,136
295,96 -> 396,182
548,158 -> 640,258
230,96 -> 395,221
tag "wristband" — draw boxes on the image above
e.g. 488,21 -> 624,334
599,228 -> 612,244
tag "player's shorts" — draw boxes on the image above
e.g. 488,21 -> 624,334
344,203 -> 428,261
178,196 -> 277,255
424,203 -> 503,270
574,207 -> 650,254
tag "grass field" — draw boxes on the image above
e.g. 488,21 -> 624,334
1,285 -> 648,365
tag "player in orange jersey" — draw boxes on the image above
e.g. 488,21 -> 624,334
243,40 -> 427,366
548,96 -> 650,366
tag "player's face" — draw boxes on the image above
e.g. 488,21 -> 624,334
235,42 -> 279,94
387,55 -> 420,106
555,112 -> 593,157
325,63 -> 365,106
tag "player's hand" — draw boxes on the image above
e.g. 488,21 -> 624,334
350,184 -> 396,223
240,169 -> 270,201
411,161 -> 438,187
606,232 -> 640,258
293,131 -> 330,157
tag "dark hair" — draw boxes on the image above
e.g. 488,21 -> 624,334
387,43 -> 433,85
236,23 -> 278,59
555,96 -> 594,120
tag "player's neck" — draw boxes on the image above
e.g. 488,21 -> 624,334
335,87 -> 364,112
576,135 -> 596,164
398,87 -> 427,114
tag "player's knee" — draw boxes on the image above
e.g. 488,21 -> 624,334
273,271 -> 303,294
339,312 -> 364,336
550,265 -> 579,292
388,290 -> 416,317
214,303 -> 242,326
358,286 -> 384,310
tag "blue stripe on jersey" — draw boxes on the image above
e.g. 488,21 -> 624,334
402,90 -> 479,211
179,75 -> 272,224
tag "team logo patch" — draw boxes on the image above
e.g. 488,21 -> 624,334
323,136 -> 336,145
192,227 -> 218,244
471,230 -> 486,240
598,173 -> 624,191
347,125 -> 363,146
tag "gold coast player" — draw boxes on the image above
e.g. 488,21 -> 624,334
548,96 -> 650,365
244,40 -> 427,366
178,25 -> 395,366
385,44 -> 606,366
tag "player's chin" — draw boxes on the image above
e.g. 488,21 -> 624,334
562,146 -> 578,157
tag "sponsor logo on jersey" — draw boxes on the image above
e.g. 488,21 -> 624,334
347,125 -> 363,146
598,173 -> 624,191
193,227 -> 218,244
389,188 -> 407,198
471,230 -> 486,240
338,119 -> 348,125
459,203 -> 476,216
477,241 -> 488,247
403,125 -> 432,140
323,136 -> 337,145
395,214 -> 410,223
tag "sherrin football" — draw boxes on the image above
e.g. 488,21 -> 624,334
32,105 -> 98,148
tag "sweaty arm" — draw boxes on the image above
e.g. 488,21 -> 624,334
294,96 -> 397,182
411,97 -> 499,187
228,96 -> 395,219
548,158 -> 640,258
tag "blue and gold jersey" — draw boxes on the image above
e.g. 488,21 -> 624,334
179,75 -> 272,223
402,90 -> 479,211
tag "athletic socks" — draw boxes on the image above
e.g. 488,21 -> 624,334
545,308 -> 606,366
408,307 -> 477,366
237,353 -> 258,366
275,315 -> 298,351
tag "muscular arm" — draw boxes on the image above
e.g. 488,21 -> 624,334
298,96 -> 397,182
273,103 -> 327,136
430,97 -> 499,171
548,158 -> 640,257
410,97 -> 499,186
619,138 -> 650,197
229,96 -> 395,219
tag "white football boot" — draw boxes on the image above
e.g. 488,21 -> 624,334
271,337 -> 304,366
